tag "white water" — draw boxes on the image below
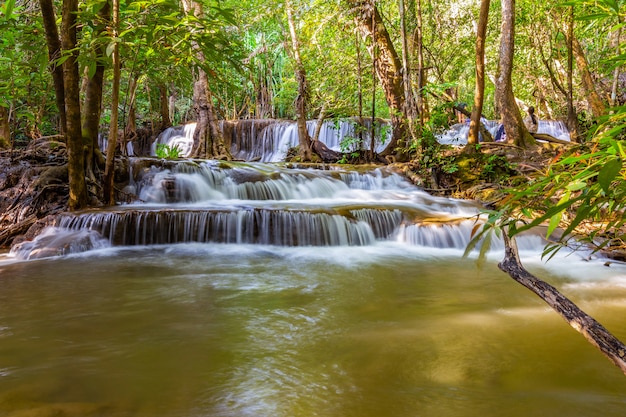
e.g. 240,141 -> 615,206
437,120 -> 571,145
152,119 -> 390,161
6,160 -> 601,267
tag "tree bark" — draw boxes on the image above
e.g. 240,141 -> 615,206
566,6 -> 578,142
39,0 -> 66,136
495,0 -> 535,148
610,18 -> 622,108
181,0 -> 230,160
103,0 -> 120,205
414,0 -> 426,125
61,0 -> 88,210
567,32 -> 606,118
467,0 -> 490,149
499,233 -> 626,376
81,0 -> 111,179
158,84 -> 172,130
286,0 -> 313,161
351,0 -> 407,158
399,0 -> 417,144
0,106 -> 10,148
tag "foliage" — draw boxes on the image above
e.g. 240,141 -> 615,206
468,108 -> 626,260
156,143 -> 183,159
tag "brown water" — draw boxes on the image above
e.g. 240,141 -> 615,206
1,244 -> 626,417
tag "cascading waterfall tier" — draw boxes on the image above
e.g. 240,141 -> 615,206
9,160 -> 548,260
151,118 -> 391,162
437,119 -> 571,145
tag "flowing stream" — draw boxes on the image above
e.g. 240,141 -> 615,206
1,160 -> 626,417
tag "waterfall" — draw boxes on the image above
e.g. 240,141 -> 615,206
10,160 -> 553,260
151,118 -> 391,162
437,119 -> 570,145
98,133 -> 136,156
151,123 -> 197,157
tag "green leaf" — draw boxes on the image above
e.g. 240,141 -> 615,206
566,180 -> 587,191
598,158 -> 622,193
546,212 -> 562,238
106,41 -> 116,57
2,0 -> 15,20
87,61 -> 97,79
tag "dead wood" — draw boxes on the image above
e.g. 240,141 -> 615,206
499,232 -> 626,375
312,139 -> 341,163
531,132 -> 574,146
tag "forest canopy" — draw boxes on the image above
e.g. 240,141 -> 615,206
1,0 -> 623,144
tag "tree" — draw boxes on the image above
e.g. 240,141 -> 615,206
60,0 -> 88,209
181,0 -> 231,160
82,0 -> 112,183
39,0 -> 66,135
350,0 -> 407,159
103,0 -> 121,205
495,0 -> 535,148
467,0 -> 491,149
285,0 -> 313,161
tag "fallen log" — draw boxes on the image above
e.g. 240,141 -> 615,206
499,232 -> 626,375
531,132 -> 574,146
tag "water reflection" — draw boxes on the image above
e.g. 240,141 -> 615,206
1,244 -> 626,416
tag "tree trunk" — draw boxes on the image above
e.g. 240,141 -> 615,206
499,233 -> 626,376
181,0 -> 230,160
565,6 -> 578,142
351,0 -> 407,158
168,86 -> 177,124
61,0 -> 88,210
610,19 -> 622,108
496,0 -> 535,148
567,33 -> 606,118
159,84 -> 172,130
81,0 -> 111,182
123,75 -> 139,155
414,0 -> 426,125
0,106 -> 10,148
399,0 -> 417,144
286,0 -> 313,161
355,32 -> 365,147
467,0 -> 490,149
103,0 -> 120,205
39,0 -> 66,136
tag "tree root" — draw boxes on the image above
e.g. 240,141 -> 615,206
499,232 -> 626,375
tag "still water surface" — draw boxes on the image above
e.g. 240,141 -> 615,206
1,243 -> 626,416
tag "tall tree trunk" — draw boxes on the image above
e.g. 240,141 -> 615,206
467,0 -> 490,149
168,85 -> 177,124
355,31 -> 365,147
351,0 -> 407,158
566,6 -> 578,142
286,0 -> 312,161
399,0 -> 417,145
567,33 -> 606,118
496,0 -> 535,148
369,6 -> 377,161
39,0 -> 66,136
61,0 -> 88,210
103,0 -> 120,205
123,75 -> 139,155
414,0 -> 426,125
159,84 -> 172,130
81,0 -> 111,182
0,106 -> 10,148
181,0 -> 230,160
610,18 -> 622,108
500,233 -> 626,376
